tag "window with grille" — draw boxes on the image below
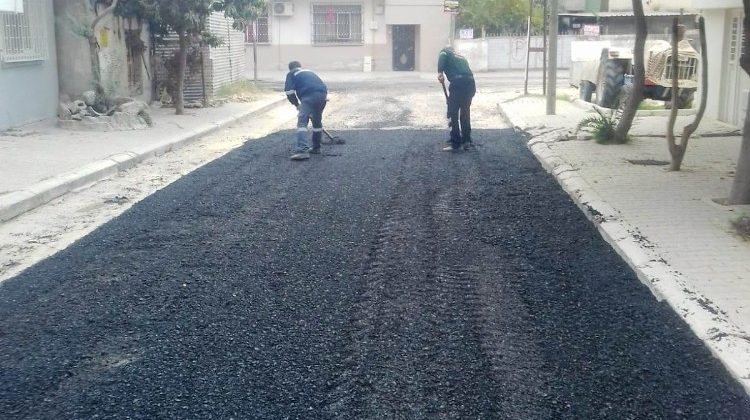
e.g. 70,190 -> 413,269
245,8 -> 269,43
311,5 -> 362,45
730,16 -> 740,63
0,0 -> 48,63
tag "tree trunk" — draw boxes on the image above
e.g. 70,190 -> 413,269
666,18 -> 683,169
87,0 -> 118,91
730,107 -> 750,204
175,30 -> 188,115
612,0 -> 646,143
729,0 -> 750,203
88,36 -> 102,89
668,17 -> 708,171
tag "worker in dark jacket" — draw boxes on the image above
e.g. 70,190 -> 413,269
438,46 -> 476,151
284,61 -> 328,160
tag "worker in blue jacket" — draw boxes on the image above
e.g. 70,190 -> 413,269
284,61 -> 328,160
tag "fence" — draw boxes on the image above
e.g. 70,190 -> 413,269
454,33 -> 672,72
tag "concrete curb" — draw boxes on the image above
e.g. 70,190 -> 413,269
499,101 -> 750,395
0,98 -> 286,223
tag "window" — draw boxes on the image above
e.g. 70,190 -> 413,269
245,8 -> 269,43
0,0 -> 48,63
311,5 -> 362,45
730,16 -> 740,63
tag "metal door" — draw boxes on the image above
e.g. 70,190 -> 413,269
721,9 -> 750,127
392,25 -> 415,71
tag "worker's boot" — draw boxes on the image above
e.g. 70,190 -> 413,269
310,131 -> 322,154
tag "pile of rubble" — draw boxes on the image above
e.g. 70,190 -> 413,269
58,90 -> 153,131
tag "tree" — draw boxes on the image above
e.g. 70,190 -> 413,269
666,17 -> 708,171
118,0 -> 263,114
88,0 -> 119,90
729,0 -> 750,204
611,0 -> 646,143
60,0 -> 119,97
148,0 -> 218,115
458,0 -> 543,35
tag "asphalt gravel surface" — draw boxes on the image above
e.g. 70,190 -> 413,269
1,128 -> 749,418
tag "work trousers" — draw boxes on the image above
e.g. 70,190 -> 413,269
447,77 -> 476,148
295,91 -> 327,153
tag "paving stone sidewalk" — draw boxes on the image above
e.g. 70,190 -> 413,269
499,94 -> 750,394
0,96 -> 284,222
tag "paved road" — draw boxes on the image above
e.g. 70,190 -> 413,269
1,126 -> 749,418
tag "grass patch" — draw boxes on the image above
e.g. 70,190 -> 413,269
556,92 -> 573,102
216,80 -> 268,102
731,213 -> 750,240
575,108 -> 628,144
638,100 -> 665,111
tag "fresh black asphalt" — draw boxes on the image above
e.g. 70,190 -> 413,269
1,128 -> 749,418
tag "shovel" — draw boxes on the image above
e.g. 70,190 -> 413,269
322,127 -> 345,144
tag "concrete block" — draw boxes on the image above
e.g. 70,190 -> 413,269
584,200 -> 618,220
598,221 -> 630,243
0,190 -> 38,222
108,152 -> 139,171
552,164 -> 576,177
614,237 -> 653,268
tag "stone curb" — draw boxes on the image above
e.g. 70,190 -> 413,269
0,98 -> 286,223
498,101 -> 750,395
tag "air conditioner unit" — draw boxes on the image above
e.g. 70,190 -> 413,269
273,2 -> 293,17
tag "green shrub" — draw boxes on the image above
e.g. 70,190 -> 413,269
575,107 -> 627,144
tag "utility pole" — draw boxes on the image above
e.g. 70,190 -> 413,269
546,0 -> 558,115
542,0 -> 548,95
252,20 -> 258,82
524,0 -> 532,95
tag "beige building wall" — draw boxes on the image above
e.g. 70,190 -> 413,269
53,0 -> 152,102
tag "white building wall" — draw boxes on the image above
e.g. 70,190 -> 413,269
610,0 -> 696,12
693,1 -> 749,126
386,0 -> 452,71
0,0 -> 58,130
248,0 -> 450,72
700,9 -> 727,122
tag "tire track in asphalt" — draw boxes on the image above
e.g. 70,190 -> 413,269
323,142 -> 554,418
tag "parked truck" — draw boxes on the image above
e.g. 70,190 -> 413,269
571,39 -> 700,109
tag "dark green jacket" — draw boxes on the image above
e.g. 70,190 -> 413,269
438,48 -> 473,82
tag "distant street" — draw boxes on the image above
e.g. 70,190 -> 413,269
1,81 -> 749,418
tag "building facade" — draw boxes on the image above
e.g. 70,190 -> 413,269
692,0 -> 749,127
0,0 -> 58,131
245,0 -> 452,72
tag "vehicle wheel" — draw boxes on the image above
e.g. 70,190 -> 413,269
597,60 -> 626,109
676,89 -> 695,109
617,83 -> 634,111
579,80 -> 595,102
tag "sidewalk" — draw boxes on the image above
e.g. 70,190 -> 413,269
498,94 -> 750,393
0,96 -> 285,222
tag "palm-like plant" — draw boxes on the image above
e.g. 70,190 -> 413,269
576,107 -> 627,144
